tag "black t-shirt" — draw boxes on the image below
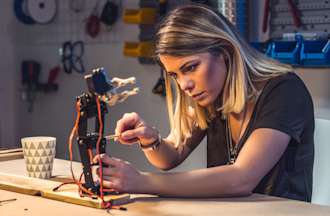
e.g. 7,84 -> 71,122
206,72 -> 315,202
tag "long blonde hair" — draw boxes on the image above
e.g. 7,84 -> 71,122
155,4 -> 292,146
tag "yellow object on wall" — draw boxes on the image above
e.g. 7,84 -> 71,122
123,8 -> 157,25
123,41 -> 154,58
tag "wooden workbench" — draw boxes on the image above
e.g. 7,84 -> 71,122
0,159 -> 130,208
1,159 -> 330,216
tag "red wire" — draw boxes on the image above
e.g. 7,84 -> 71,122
95,97 -> 108,206
68,100 -> 81,184
54,99 -> 93,196
54,97 -> 125,210
68,100 -> 95,196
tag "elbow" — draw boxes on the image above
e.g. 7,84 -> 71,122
159,166 -> 174,171
154,157 -> 181,171
231,183 -> 254,197
229,177 -> 256,196
227,165 -> 260,196
152,160 -> 178,171
157,162 -> 178,171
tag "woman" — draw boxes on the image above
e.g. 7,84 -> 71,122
94,4 -> 314,202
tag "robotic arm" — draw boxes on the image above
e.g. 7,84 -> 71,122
85,68 -> 139,106
72,68 -> 138,196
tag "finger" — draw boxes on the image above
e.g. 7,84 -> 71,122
121,127 -> 142,140
114,118 -> 127,142
102,178 -> 122,192
96,167 -> 119,177
102,179 -> 115,189
93,154 -> 122,167
116,123 -> 145,144
117,137 -> 139,145
99,175 -> 114,182
121,126 -> 156,141
115,113 -> 140,136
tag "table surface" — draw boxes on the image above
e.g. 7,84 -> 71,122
1,159 -> 330,216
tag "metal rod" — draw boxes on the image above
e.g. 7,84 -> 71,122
0,198 -> 17,203
104,134 -> 120,140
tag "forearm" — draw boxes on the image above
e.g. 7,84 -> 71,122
142,138 -> 181,170
142,129 -> 205,170
139,165 -> 253,198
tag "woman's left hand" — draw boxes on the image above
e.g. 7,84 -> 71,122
93,154 -> 146,193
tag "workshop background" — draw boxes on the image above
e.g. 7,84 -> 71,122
0,0 -> 330,177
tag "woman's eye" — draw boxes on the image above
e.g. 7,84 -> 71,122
182,63 -> 199,73
168,73 -> 177,79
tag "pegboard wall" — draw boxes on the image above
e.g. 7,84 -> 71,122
217,0 -> 249,38
15,0 -> 248,47
15,0 -> 124,46
270,0 -> 330,39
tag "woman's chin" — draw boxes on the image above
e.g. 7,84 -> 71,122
196,95 -> 217,107
197,98 -> 212,107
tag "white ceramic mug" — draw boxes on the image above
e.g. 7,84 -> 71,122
21,136 -> 56,179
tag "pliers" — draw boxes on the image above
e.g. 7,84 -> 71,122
262,0 -> 301,33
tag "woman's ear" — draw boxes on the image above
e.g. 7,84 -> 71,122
216,53 -> 228,71
219,51 -> 231,72
218,53 -> 226,62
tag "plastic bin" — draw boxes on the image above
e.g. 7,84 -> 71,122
300,40 -> 330,66
269,40 -> 301,65
250,42 -> 272,56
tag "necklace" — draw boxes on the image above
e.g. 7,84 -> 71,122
226,107 -> 248,164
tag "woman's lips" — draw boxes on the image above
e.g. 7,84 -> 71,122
192,91 -> 206,100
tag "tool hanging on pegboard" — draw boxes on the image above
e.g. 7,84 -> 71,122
100,0 -> 119,27
14,0 -> 57,25
268,0 -> 330,39
86,0 -> 120,38
86,0 -> 102,38
252,0 -> 330,67
263,0 -> 301,33
21,61 -> 59,112
60,41 -> 85,74
21,61 -> 40,112
14,0 -> 35,25
27,0 -> 57,24
70,0 -> 86,13
152,69 -> 166,97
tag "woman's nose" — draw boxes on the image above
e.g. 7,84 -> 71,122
179,77 -> 194,93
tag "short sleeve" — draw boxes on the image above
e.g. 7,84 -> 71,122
254,75 -> 309,144
184,126 -> 206,150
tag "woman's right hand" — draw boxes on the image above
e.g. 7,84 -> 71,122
114,112 -> 159,146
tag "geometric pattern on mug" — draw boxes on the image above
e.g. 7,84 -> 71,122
22,139 -> 56,179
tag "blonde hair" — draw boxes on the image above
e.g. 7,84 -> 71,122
155,4 -> 292,146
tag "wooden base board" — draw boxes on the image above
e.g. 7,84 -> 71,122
0,172 -> 130,208
0,148 -> 24,162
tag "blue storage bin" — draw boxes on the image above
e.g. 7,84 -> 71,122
250,42 -> 272,56
269,40 -> 301,65
300,40 -> 330,66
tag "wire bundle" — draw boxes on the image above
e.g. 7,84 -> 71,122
53,97 -> 126,210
